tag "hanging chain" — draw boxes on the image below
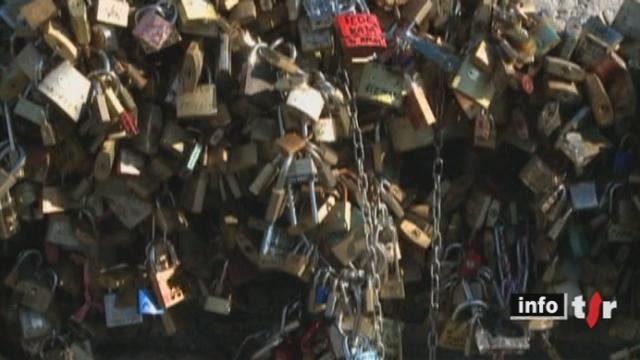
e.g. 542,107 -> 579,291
339,67 -> 386,358
427,0 -> 459,357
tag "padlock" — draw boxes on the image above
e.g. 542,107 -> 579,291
322,192 -> 351,234
357,62 -> 405,108
177,83 -> 217,120
288,157 -> 317,184
450,57 -> 495,109
335,11 -> 386,58
281,241 -> 313,278
103,292 -> 143,328
285,85 -> 325,123
575,32 -> 610,67
148,241 -> 187,309
214,34 -> 233,95
38,61 -> 91,122
544,57 -> 586,82
93,139 -> 115,181
117,147 -> 145,176
230,0 -> 257,25
584,73 -> 613,128
105,192 -> 152,229
387,115 -> 434,153
15,268 -> 58,313
519,156 -> 560,195
399,218 -> 431,249
330,209 -> 366,266
406,76 -> 436,129
227,143 -> 258,173
0,192 -> 20,239
608,71 -> 637,123
180,170 -> 208,214
19,0 -> 56,30
14,97 -> 46,126
42,20 -> 78,62
155,192 -> 189,234
531,18 -> 562,57
380,250 -> 405,299
14,43 -> 44,82
19,308 -> 52,340
569,181 -> 599,211
302,0 -> 336,30
473,110 -> 496,149
133,5 -> 181,53
66,0 -> 91,45
95,0 -> 130,27
178,0 -> 219,36
544,78 -> 582,104
180,41 -> 204,93
560,17 -> 582,59
537,101 -> 561,138
298,17 -> 334,54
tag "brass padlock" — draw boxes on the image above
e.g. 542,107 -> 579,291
19,0 -> 56,30
15,268 -> 58,313
406,77 -> 436,128
43,20 -> 78,62
148,241 -> 187,309
280,241 -> 313,279
229,0 -> 257,25
451,57 -> 495,109
357,62 -> 405,108
387,115 -> 434,153
584,73 -> 613,127
544,56 -> 586,82
0,193 -> 20,239
93,139 -> 115,181
177,84 -> 217,119
399,218 -> 431,249
543,78 -> 581,104
66,0 -> 90,45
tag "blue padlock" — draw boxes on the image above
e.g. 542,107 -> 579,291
315,284 -> 330,304
138,288 -> 165,315
614,135 -> 636,175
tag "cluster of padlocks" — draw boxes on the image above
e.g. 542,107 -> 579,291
0,0 -> 639,358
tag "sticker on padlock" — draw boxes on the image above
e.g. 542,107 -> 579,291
96,0 -> 130,27
133,5 -> 182,53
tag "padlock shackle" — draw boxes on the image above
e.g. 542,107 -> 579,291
13,249 -> 43,276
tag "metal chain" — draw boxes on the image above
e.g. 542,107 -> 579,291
339,68 -> 386,359
427,2 -> 460,357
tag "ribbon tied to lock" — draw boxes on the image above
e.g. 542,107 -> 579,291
71,260 -> 104,323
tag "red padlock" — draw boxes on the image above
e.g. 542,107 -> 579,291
335,13 -> 387,58
459,250 -> 482,279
